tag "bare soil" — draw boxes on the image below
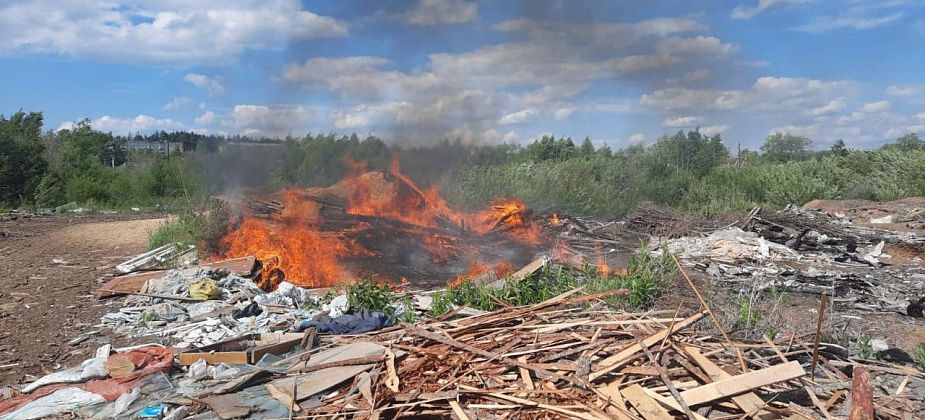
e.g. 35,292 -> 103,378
0,212 -> 169,387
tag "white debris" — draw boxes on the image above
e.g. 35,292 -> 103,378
662,228 -> 800,262
870,215 -> 894,224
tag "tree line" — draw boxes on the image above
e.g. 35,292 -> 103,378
2,109 -> 925,216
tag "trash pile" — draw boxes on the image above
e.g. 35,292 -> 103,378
3,201 -> 925,418
665,205 -> 925,316
2,284 -> 922,419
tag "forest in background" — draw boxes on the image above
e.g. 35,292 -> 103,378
3,110 -> 925,218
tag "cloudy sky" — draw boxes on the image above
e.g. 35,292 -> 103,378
1,0 -> 924,149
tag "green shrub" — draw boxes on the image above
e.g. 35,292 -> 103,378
346,278 -> 395,316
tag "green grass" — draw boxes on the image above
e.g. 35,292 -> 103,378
915,343 -> 925,372
147,200 -> 228,250
428,246 -> 674,317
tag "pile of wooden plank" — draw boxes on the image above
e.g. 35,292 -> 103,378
290,289 -> 922,419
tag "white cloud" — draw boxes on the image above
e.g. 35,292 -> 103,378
0,0 -> 347,65
231,104 -> 315,138
731,0 -> 813,20
163,96 -> 193,111
657,36 -> 737,57
498,109 -> 537,125
281,15 -> 738,144
195,111 -> 216,125
404,0 -> 478,26
663,116 -> 700,127
58,114 -> 182,135
641,76 -> 855,113
886,84 -> 925,97
553,107 -> 576,120
796,2 -> 907,32
806,99 -> 846,116
860,100 -> 891,113
919,112 -> 925,121
628,133 -> 646,144
700,124 -> 729,136
665,69 -> 710,85
184,73 -> 224,95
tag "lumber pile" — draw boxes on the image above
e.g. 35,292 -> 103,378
300,289 -> 922,418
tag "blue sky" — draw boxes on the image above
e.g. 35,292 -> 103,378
1,0 -> 924,149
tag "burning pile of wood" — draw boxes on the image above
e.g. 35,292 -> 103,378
300,288 -> 921,419
214,159 -> 551,290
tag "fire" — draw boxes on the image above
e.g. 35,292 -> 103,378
221,190 -> 351,290
449,260 -> 512,287
217,156 -> 549,289
549,213 -> 562,226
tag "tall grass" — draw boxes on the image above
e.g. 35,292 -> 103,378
444,149 -> 925,218
429,246 -> 674,316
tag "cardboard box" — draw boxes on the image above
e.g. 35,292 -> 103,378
178,332 -> 303,365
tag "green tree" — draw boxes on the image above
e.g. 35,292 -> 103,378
579,137 -> 595,158
831,139 -> 849,157
893,133 -> 924,151
760,133 -> 812,163
0,111 -> 48,206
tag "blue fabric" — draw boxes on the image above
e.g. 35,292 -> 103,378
297,311 -> 392,334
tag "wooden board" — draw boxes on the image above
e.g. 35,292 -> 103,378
590,310 -> 707,381
850,365 -> 873,420
96,255 -> 256,298
684,345 -> 772,417
266,342 -> 385,407
178,332 -> 303,365
622,383 -> 673,419
679,360 -> 805,406
96,270 -> 167,298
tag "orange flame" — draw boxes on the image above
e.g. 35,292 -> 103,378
449,260 -> 512,287
549,213 -> 562,226
221,190 -> 351,290
219,157 -> 547,289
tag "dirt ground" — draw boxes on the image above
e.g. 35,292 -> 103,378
0,212 -> 170,387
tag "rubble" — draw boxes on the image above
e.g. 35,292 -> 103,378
664,206 -> 925,316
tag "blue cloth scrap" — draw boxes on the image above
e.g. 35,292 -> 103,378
297,312 -> 392,334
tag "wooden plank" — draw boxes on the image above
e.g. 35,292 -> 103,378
449,401 -> 473,420
622,384 -> 673,420
96,270 -> 166,298
678,361 -> 805,406
640,388 -> 710,420
589,310 -> 707,381
267,342 -> 385,405
849,365 -> 873,420
684,346 -> 771,417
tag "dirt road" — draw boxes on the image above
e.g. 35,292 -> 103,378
0,212 -> 169,386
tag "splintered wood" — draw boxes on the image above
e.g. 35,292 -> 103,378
307,290 -> 920,419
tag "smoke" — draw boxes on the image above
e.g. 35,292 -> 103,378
277,1 -> 731,147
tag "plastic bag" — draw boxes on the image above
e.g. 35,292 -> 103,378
211,364 -> 241,380
185,359 -> 209,382
112,388 -> 140,416
188,279 -> 219,300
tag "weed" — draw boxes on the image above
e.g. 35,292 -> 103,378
915,343 -> 925,372
346,278 -> 395,316
764,326 -> 779,341
428,291 -> 454,317
397,294 -> 418,323
858,335 -> 874,359
736,295 -> 761,329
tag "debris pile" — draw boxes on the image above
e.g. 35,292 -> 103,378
666,205 -> 925,316
3,284 -> 923,419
